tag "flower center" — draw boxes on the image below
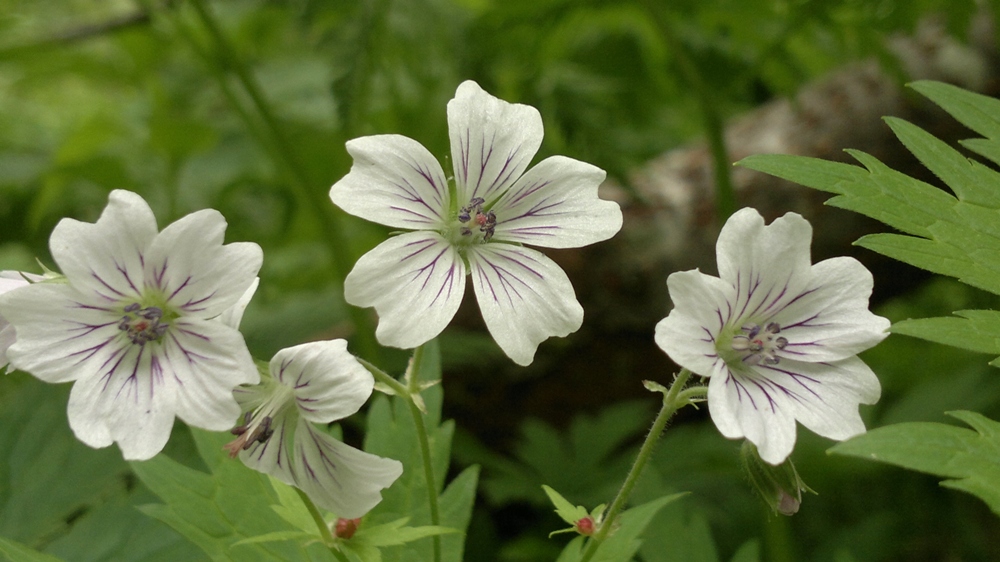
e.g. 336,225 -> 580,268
223,383 -> 294,458
118,303 -> 169,346
730,322 -> 788,366
223,411 -> 276,458
451,197 -> 496,245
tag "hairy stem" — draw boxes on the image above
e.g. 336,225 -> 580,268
294,487 -> 349,561
579,368 -> 694,562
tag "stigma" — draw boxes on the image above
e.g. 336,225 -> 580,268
731,322 -> 788,365
118,303 -> 169,345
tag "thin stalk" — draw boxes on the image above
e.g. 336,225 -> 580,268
641,0 -> 736,221
182,0 -> 378,359
294,487 -> 349,562
579,369 -> 694,562
358,350 -> 441,562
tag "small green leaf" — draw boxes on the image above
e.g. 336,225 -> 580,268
233,531 -> 318,547
542,485 -> 589,525
0,536 -> 64,562
909,80 -> 1000,141
830,410 -> 1000,515
891,310 -> 1000,362
351,518 -> 458,547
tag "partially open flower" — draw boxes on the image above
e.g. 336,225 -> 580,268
229,339 -> 403,518
655,208 -> 889,464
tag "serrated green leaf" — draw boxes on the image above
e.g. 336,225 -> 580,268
830,410 -> 1000,515
557,494 -> 685,562
352,518 -> 458,547
542,486 -> 588,525
884,116 -> 1000,207
0,536 -> 63,562
891,310 -> 1000,360
909,80 -> 1000,141
131,428 -> 335,562
856,234 -> 1000,295
232,531 -> 318,547
266,477 -> 317,535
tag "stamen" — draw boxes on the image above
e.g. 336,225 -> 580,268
455,198 -> 497,243
731,322 -> 788,366
223,413 -> 276,458
118,303 -> 169,346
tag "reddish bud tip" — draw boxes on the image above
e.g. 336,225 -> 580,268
575,517 -> 595,536
334,517 -> 361,539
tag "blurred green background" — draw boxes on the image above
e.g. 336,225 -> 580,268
1,0 -> 1000,560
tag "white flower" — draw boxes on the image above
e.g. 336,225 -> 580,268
655,208 -> 889,464
330,80 -> 623,366
0,190 -> 262,460
227,339 -> 403,518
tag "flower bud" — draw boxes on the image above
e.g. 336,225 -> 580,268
334,517 -> 361,539
740,441 -> 813,516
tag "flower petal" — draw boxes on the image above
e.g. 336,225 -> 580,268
448,80 -> 543,204
716,209 -> 813,324
0,282 -> 121,384
331,134 -> 451,230
708,367 -> 799,465
145,209 -> 262,318
491,156 -> 622,249
50,190 -> 157,305
345,231 -> 466,350
763,356 -> 880,442
165,317 -> 260,431
218,277 -> 259,330
292,420 -> 403,518
65,342 -> 178,460
468,244 -> 582,366
773,257 -> 890,362
270,340 -> 374,424
0,275 -> 31,370
656,269 -> 740,377
239,408 -> 297,486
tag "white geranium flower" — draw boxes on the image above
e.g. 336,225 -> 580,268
330,80 -> 623,366
0,190 -> 262,460
655,208 -> 889,464
226,339 -> 403,518
0,271 -> 45,371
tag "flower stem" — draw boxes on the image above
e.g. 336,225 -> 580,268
359,349 -> 442,562
179,0 -> 378,359
579,368 -> 694,562
293,487 -> 350,562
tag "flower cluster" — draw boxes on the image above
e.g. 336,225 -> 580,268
330,80 -> 623,366
655,208 -> 889,464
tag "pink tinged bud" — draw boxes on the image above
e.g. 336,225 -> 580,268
575,516 -> 595,536
335,517 -> 361,539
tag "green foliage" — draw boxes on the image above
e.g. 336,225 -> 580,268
0,536 -> 61,562
131,428 -> 335,562
555,494 -> 683,562
831,411 -> 1000,516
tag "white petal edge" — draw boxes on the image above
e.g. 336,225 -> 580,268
448,80 -> 543,204
292,420 -> 403,518
270,340 -> 375,424
707,367 -> 798,465
219,277 -> 259,330
331,134 -> 451,230
491,155 -> 622,249
145,209 -> 263,318
655,269 -> 738,377
50,190 -> 157,305
345,231 -> 466,350
468,244 -> 582,366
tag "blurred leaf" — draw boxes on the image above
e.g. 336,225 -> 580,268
830,410 -> 1000,515
638,502 -> 719,562
0,537 -> 62,562
131,428 -> 335,562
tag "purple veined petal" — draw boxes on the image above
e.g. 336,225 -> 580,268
291,419 -> 403,518
270,340 -> 374,424
50,190 -> 157,305
468,244 -> 582,366
145,209 -> 263,319
759,355 -> 880,444
717,209 -> 813,323
707,366 -> 799,465
331,134 -> 451,230
0,274 -> 31,371
656,269 -> 737,377
0,282 -> 123,384
165,317 -> 260,431
239,409 -> 297,486
218,277 -> 259,330
65,340 -> 179,460
344,231 -> 466,350
447,81 -> 543,204
490,156 -> 622,249
771,257 -> 890,363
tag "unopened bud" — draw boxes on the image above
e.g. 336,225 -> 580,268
740,441 -> 813,516
575,516 -> 595,536
334,517 -> 361,539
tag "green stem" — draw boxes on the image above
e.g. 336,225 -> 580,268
641,0 -> 736,221
579,369 -> 694,562
358,349 -> 441,562
181,0 -> 378,359
294,487 -> 349,562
